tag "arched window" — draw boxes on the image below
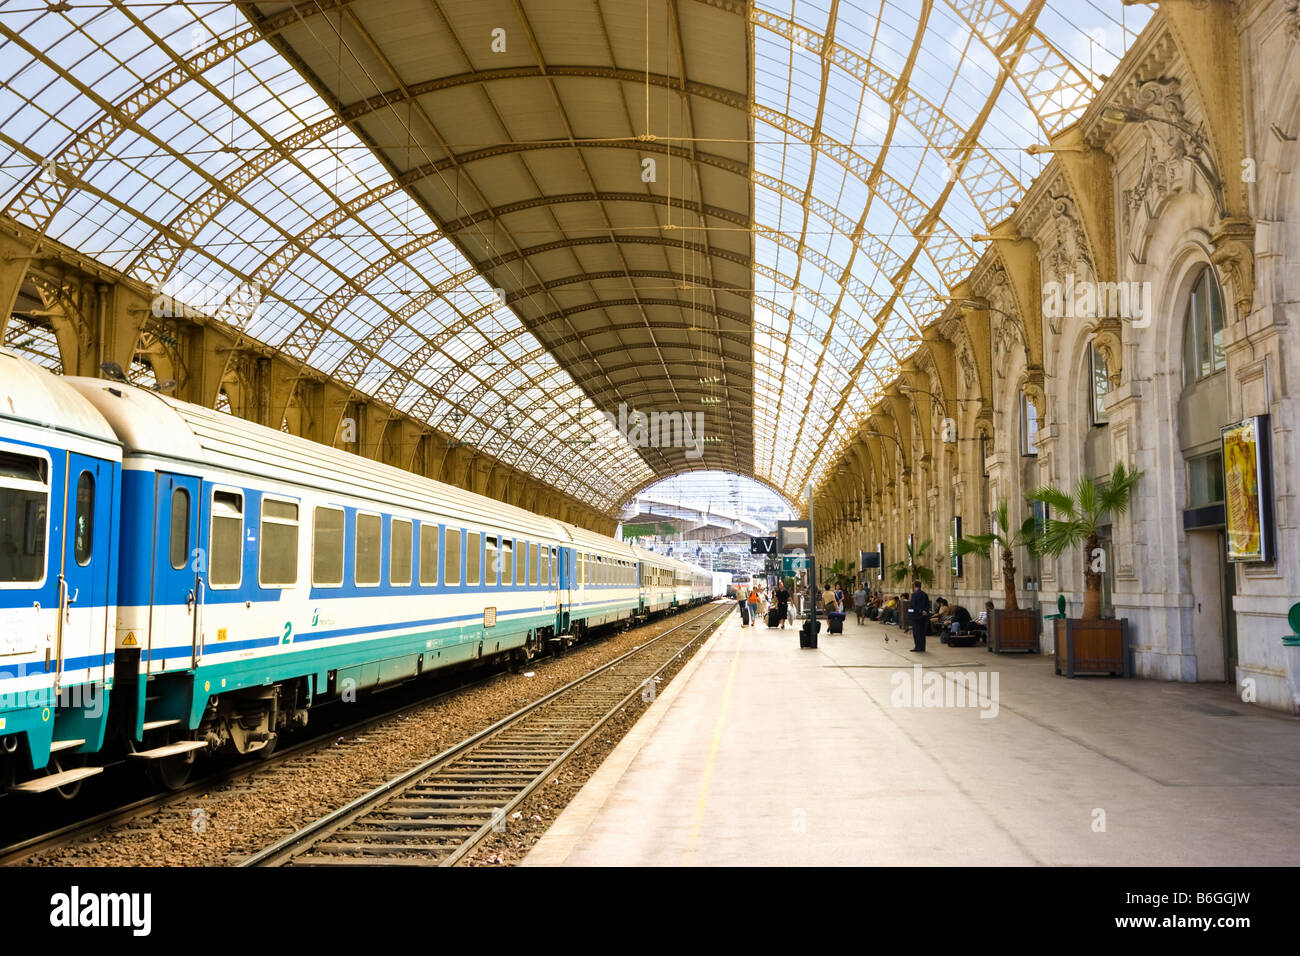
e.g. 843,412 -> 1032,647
1182,268 -> 1226,386
1089,343 -> 1110,425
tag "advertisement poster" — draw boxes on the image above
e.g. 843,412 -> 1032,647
1221,415 -> 1271,563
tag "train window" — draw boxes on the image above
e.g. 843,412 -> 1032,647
540,545 -> 550,586
419,522 -> 439,586
0,450 -> 48,584
355,513 -> 381,586
516,540 -> 527,585
390,518 -> 412,586
485,535 -> 498,585
169,487 -> 190,570
259,498 -> 299,588
444,528 -> 461,585
466,531 -> 481,585
501,539 -> 514,586
209,490 -> 244,588
312,506 -> 344,586
73,471 -> 94,566
529,543 -> 538,585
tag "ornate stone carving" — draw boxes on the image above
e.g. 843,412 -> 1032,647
957,343 -> 977,393
1043,193 -> 1094,286
985,266 -> 1018,323
1286,0 -> 1300,42
1121,79 -> 1204,228
992,312 -> 1026,370
1210,217 -> 1256,319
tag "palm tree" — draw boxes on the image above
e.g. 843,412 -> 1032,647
885,537 -> 934,587
825,557 -> 853,588
1026,461 -> 1145,620
954,501 -> 1037,611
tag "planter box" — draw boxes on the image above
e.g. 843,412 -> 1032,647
1054,618 -> 1130,677
989,608 -> 1039,654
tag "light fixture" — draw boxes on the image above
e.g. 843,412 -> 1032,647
1024,143 -> 1091,155
1100,105 -> 1137,125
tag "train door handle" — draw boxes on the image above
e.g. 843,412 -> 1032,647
187,590 -> 196,614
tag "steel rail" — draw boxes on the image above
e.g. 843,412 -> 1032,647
241,601 -> 733,867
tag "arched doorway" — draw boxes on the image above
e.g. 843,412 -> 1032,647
1178,267 -> 1236,682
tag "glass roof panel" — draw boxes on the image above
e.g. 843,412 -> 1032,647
0,0 -> 1152,509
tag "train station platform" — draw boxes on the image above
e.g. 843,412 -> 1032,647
525,606 -> 1300,866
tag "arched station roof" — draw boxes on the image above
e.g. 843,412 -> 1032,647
0,0 -> 1151,512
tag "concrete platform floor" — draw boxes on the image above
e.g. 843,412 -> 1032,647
524,607 -> 1300,866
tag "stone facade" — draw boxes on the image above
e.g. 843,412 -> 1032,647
816,0 -> 1300,714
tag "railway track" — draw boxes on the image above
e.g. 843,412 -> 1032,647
0,672 -> 499,867
241,601 -> 733,867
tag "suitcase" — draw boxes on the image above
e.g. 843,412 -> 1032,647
767,608 -> 780,628
827,611 -> 845,634
799,619 -> 820,648
738,602 -> 749,625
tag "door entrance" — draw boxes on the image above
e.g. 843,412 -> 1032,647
1219,529 -> 1238,681
58,453 -> 114,691
149,473 -> 201,674
1187,529 -> 1229,682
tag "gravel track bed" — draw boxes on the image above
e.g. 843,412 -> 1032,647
20,605 -> 729,867
460,617 -> 716,867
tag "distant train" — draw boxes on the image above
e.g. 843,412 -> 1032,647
0,350 -> 721,796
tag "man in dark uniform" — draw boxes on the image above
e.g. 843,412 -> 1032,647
908,579 -> 931,653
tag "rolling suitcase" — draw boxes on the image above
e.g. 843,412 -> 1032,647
767,607 -> 780,628
827,611 -> 845,634
799,619 -> 820,648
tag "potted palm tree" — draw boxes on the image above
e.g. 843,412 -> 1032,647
954,501 -> 1040,653
1027,461 -> 1144,677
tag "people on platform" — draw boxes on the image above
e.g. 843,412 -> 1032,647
880,594 -> 898,625
776,582 -> 790,629
908,580 -> 931,653
853,583 -> 868,624
948,603 -> 972,637
747,587 -> 760,627
822,583 -> 838,613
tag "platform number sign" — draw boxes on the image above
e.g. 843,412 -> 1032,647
750,536 -> 777,555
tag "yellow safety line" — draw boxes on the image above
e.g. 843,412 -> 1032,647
683,625 -> 745,866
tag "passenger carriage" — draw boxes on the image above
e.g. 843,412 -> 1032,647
69,376 -> 578,786
0,352 -> 120,795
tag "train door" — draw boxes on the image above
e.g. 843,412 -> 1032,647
149,473 -> 202,674
550,545 -> 563,632
58,453 -> 113,691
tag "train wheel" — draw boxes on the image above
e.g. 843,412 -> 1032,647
50,752 -> 88,801
254,734 -> 278,761
147,734 -> 198,791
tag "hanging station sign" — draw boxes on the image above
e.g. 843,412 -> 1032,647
1221,415 -> 1274,563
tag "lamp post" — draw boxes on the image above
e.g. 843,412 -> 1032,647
806,481 -> 817,622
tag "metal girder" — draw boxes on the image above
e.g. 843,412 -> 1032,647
1,0 -> 354,232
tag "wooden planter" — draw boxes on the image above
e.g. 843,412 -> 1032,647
1053,618 -> 1130,678
989,608 -> 1039,654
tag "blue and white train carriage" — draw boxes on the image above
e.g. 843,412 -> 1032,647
0,353 -> 119,794
0,349 -> 714,793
